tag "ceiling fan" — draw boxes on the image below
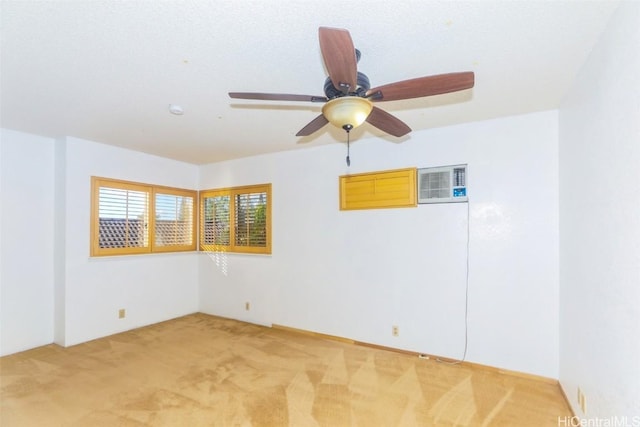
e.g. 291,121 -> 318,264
229,26 -> 475,138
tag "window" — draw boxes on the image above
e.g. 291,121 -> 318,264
154,188 -> 197,252
91,177 -> 197,256
200,184 -> 271,254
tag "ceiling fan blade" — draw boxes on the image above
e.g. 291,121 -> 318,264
365,106 -> 412,137
318,27 -> 358,93
229,92 -> 328,102
366,72 -> 475,102
296,114 -> 329,136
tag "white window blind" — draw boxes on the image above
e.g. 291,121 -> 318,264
98,187 -> 149,249
154,192 -> 195,249
235,192 -> 267,247
202,195 -> 231,247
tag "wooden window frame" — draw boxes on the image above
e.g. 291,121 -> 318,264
200,183 -> 272,255
91,177 -> 197,256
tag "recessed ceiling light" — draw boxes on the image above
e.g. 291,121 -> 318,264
168,104 -> 184,115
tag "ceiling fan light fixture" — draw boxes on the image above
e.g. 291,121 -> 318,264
322,96 -> 373,131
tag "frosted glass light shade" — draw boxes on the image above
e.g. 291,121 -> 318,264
322,97 -> 373,130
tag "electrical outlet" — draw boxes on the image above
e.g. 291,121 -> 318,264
118,309 -> 126,319
245,302 -> 250,311
392,325 -> 399,337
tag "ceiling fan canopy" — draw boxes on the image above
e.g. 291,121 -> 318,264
229,27 -> 474,138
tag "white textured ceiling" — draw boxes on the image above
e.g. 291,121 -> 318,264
0,0 -> 620,164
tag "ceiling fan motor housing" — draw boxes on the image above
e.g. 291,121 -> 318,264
324,71 -> 370,99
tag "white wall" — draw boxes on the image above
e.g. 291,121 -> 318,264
0,131 -> 202,355
1,131 -> 2,351
53,138 -> 66,345
0,129 -> 55,356
559,1 -> 640,419
199,110 -> 560,378
57,137 -> 201,346
0,112 -> 561,378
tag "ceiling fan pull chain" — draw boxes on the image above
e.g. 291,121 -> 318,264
345,126 -> 351,166
346,139 -> 351,166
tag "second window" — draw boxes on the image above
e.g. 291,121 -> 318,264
200,183 -> 271,254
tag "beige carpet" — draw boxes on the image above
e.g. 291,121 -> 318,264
1,313 -> 571,426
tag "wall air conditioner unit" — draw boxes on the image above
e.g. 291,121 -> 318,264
417,164 -> 468,204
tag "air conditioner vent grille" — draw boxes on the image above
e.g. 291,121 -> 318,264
419,171 -> 450,200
